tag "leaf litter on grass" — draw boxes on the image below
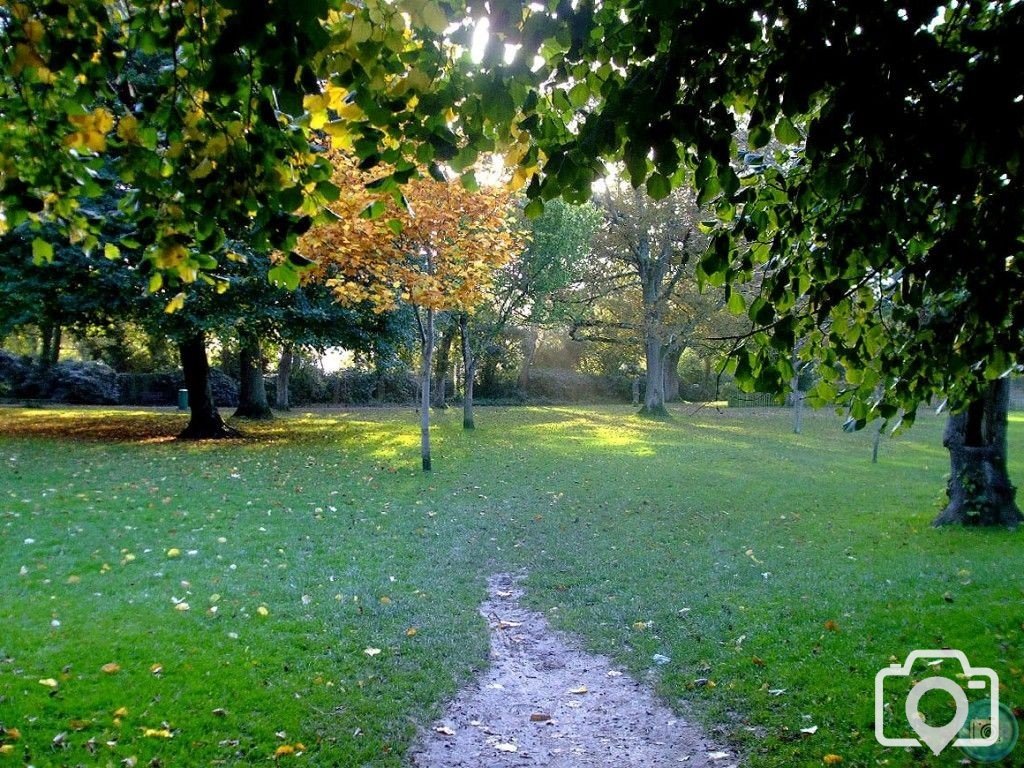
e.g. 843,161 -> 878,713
409,572 -> 738,767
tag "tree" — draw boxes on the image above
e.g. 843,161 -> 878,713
564,179 -> 717,416
302,155 -> 521,469
457,1 -> 1023,526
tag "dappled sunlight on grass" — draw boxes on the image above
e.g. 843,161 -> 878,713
0,402 -> 1019,768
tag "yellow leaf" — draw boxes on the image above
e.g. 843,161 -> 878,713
0,744 -> 14,756
164,293 -> 186,314
823,756 -> 843,765
378,596 -> 391,605
175,602 -> 190,612
257,605 -> 269,617
150,663 -> 163,675
113,707 -> 129,717
405,627 -> 418,637
101,662 -> 121,674
142,728 -> 172,739
274,744 -> 295,757
38,678 -> 58,688
4,728 -> 20,741
567,685 -> 588,695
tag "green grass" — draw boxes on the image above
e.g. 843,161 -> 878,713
0,404 -> 1021,767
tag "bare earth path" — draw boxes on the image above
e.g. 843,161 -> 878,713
409,573 -> 739,767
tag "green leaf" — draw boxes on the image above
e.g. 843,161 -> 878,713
386,219 -> 403,236
524,198 -> 545,219
727,290 -> 745,314
31,238 -> 54,264
103,243 -> 121,260
148,272 -> 163,293
774,117 -> 801,145
359,200 -> 387,219
460,171 -> 480,192
646,173 -> 671,200
268,264 -> 300,290
749,124 -> 771,149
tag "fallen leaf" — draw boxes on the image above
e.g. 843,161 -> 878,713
301,595 -> 312,606
38,678 -> 58,688
166,548 -> 181,558
567,685 -> 588,695
497,620 -> 522,629
363,647 -> 381,657
632,621 -> 649,631
122,757 -> 138,768
752,656 -> 765,667
823,755 -> 843,765
801,725 -> 819,735
4,728 -> 20,741
379,596 -> 392,605
150,663 -> 163,675
434,726 -> 455,736
257,606 -> 269,617
495,743 -> 518,752
405,627 -> 418,637
823,620 -> 839,632
69,719 -> 90,730
212,708 -> 227,717
530,713 -> 551,722
708,751 -> 730,760
113,707 -> 128,717
274,744 -> 295,757
142,728 -> 172,739
101,662 -> 121,674
174,602 -> 190,612
0,745 -> 14,756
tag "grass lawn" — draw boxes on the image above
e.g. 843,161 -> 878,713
1,404 -> 1021,767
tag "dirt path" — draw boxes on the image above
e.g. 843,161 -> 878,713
409,573 -> 739,767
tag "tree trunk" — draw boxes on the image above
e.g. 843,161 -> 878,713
460,313 -> 476,429
639,337 -> 669,418
791,372 -> 805,434
38,320 -> 61,368
933,379 -> 1022,527
432,321 -> 456,409
516,327 -> 539,395
178,331 -> 238,439
276,345 -> 293,410
664,347 -> 683,402
420,308 -> 434,471
234,330 -> 273,419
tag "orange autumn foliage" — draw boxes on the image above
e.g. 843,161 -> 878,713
301,154 -> 522,313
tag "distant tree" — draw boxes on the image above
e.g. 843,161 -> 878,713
566,179 -> 718,417
302,155 -> 521,469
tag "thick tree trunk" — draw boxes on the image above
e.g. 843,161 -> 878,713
664,346 -> 683,402
276,345 -> 293,411
420,308 -> 434,471
933,379 -> 1022,527
234,330 -> 273,420
432,322 -> 456,409
639,337 -> 669,418
178,332 -> 238,439
460,313 -> 476,429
